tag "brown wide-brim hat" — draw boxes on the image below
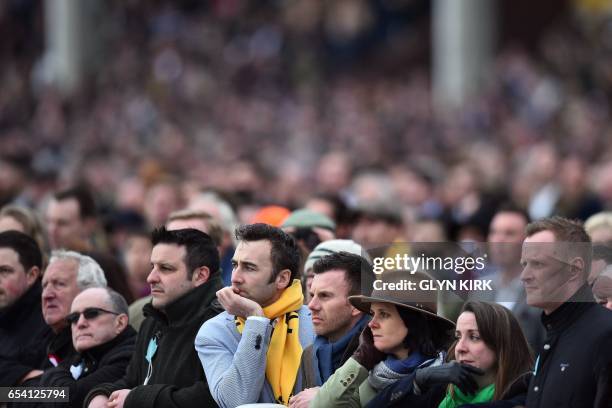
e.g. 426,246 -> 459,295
349,270 -> 455,332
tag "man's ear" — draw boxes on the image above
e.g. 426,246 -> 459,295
569,257 -> 585,281
25,266 -> 40,287
192,266 -> 211,287
275,269 -> 292,289
351,306 -> 362,318
115,314 -> 129,334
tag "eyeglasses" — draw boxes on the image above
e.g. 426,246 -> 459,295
66,307 -> 120,325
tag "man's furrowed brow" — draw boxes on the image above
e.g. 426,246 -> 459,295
316,290 -> 334,298
234,259 -> 258,269
152,260 -> 177,269
242,260 -> 258,268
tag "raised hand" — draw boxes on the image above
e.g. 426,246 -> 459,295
216,287 -> 264,318
414,361 -> 484,395
352,326 -> 387,371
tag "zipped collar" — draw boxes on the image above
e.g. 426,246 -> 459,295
143,274 -> 223,327
541,284 -> 595,336
79,325 -> 137,363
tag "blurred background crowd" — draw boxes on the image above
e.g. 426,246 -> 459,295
2,0 -> 612,262
5,3 -> 612,404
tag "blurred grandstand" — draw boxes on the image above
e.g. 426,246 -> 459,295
1,0 -> 612,242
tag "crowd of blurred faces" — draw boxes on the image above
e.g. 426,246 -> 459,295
1,2 -> 612,292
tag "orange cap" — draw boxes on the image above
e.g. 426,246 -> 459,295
250,205 -> 291,227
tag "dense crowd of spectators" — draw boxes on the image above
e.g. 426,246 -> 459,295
1,0 -> 612,242
3,3 -> 612,406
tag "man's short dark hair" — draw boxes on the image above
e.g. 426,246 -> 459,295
526,216 -> 590,243
309,192 -> 354,225
235,223 -> 300,286
494,202 -> 530,224
0,230 -> 43,272
312,252 -> 366,297
526,216 -> 592,274
151,227 -> 219,279
54,185 -> 97,219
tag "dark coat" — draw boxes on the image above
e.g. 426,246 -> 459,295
301,330 -> 361,389
0,281 -> 52,386
37,326 -> 137,408
525,285 -> 612,408
84,275 -> 224,408
41,326 -> 77,370
365,370 -> 529,408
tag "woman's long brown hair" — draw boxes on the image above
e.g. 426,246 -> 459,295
448,301 -> 534,400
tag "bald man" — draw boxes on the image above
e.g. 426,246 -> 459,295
38,287 -> 136,408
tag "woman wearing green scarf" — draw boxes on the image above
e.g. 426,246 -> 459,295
366,301 -> 534,408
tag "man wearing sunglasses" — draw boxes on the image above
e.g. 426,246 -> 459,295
8,249 -> 107,389
85,227 -> 223,408
37,287 -> 136,407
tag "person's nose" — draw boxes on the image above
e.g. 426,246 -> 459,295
368,316 -> 379,329
42,284 -> 55,300
76,313 -> 89,328
307,296 -> 320,312
47,221 -> 58,234
455,336 -> 468,354
147,267 -> 159,284
519,263 -> 531,283
231,267 -> 244,285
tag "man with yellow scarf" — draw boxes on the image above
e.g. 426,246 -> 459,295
196,223 -> 314,407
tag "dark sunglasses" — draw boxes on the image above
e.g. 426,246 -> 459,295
66,307 -> 120,325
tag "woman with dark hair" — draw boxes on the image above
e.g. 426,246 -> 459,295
307,271 -> 458,407
367,300 -> 534,408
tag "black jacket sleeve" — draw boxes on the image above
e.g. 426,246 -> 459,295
365,373 -> 446,408
0,332 -> 48,386
83,327 -> 146,406
41,347 -> 133,408
124,381 -> 217,408
0,358 -> 38,386
82,350 -> 140,406
593,331 -> 612,408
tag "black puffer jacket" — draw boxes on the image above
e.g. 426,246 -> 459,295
38,326 -> 137,408
84,275 -> 224,408
41,326 -> 76,370
0,281 -> 52,386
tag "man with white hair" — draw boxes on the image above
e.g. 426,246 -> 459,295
20,250 -> 107,385
38,287 -> 136,408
